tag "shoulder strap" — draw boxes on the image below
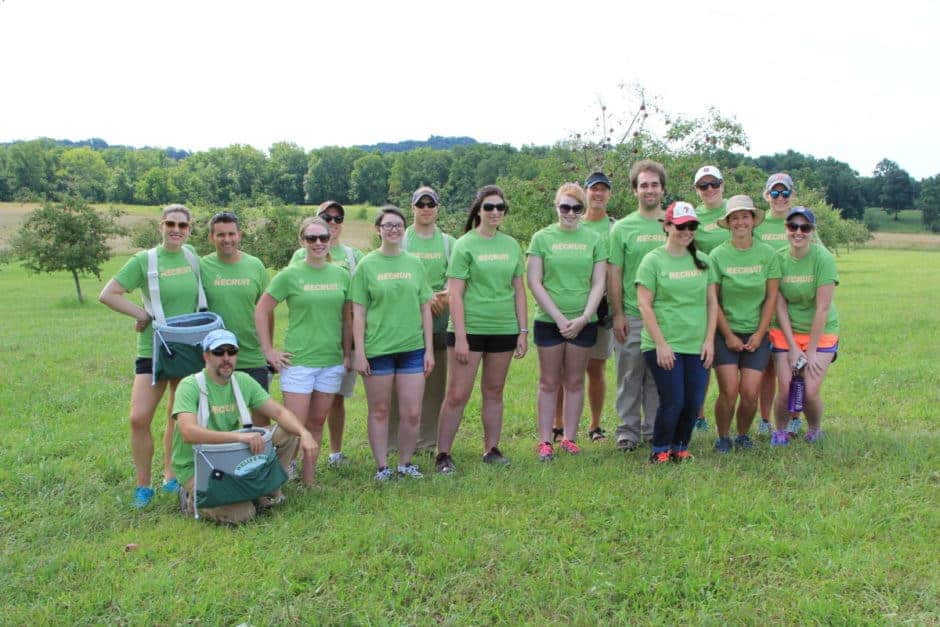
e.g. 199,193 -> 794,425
182,246 -> 208,311
142,247 -> 165,325
343,245 -> 357,273
442,230 -> 452,261
195,371 -> 252,428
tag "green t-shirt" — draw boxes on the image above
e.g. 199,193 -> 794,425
349,251 -> 433,358
114,246 -> 200,358
402,226 -> 456,292
709,241 -> 782,334
526,223 -> 606,322
636,247 -> 718,354
774,244 -> 840,335
608,211 -> 667,318
266,262 -> 349,367
446,230 -> 525,335
755,214 -> 825,248
694,201 -> 730,253
291,244 -> 364,272
170,370 -> 270,484
581,215 -> 614,247
200,252 -> 269,368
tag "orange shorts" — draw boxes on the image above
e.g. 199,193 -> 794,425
769,329 -> 839,352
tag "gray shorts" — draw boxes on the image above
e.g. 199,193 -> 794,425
587,324 -> 613,361
713,332 -> 771,371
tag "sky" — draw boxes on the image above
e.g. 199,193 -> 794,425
1,0 -> 938,179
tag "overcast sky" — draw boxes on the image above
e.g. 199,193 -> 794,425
1,0 -> 937,179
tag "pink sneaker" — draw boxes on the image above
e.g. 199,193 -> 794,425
559,439 -> 581,455
537,441 -> 554,461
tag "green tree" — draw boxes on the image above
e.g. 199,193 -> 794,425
916,174 -> 940,232
874,159 -> 915,219
304,147 -> 363,204
135,167 -> 179,205
349,153 -> 389,205
9,199 -> 126,302
55,147 -> 111,201
266,142 -> 308,204
387,148 -> 452,207
8,140 -> 58,199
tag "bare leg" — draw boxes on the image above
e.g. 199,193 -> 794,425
327,395 -> 345,455
162,378 -> 181,482
801,354 -> 834,429
759,360 -> 776,421
537,344 -> 564,443
735,368 -> 764,435
561,345 -> 590,440
363,374 -> 395,469
129,374 -> 169,488
480,351 -> 514,452
714,365 -> 739,438
436,349 -> 483,454
395,372 -> 426,466
585,357 -> 606,431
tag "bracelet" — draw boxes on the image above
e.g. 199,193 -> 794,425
518,328 -> 529,334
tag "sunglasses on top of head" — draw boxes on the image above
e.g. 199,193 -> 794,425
482,202 -> 507,212
695,180 -> 722,190
303,233 -> 331,243
163,220 -> 190,229
670,222 -> 699,231
320,214 -> 344,224
210,346 -> 239,357
770,189 -> 792,199
785,222 -> 814,233
557,203 -> 584,214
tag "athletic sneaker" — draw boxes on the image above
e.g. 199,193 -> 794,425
714,437 -> 732,454
672,449 -> 694,463
328,452 -> 350,467
734,434 -> 755,450
649,451 -> 671,464
558,439 -> 581,455
286,460 -> 298,480
132,486 -> 155,509
482,447 -> 510,466
161,478 -> 180,494
588,427 -> 607,442
770,430 -> 790,447
694,417 -> 710,431
374,466 -> 394,482
787,417 -> 803,435
397,463 -> 423,479
538,441 -> 554,462
804,428 -> 824,443
436,452 -> 456,474
616,439 -> 638,452
757,419 -> 772,436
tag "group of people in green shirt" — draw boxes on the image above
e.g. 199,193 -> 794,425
101,163 -> 840,514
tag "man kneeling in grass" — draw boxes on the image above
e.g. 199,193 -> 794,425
172,329 -> 318,523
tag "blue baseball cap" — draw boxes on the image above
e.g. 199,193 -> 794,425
584,172 -> 611,189
785,206 -> 816,225
202,329 -> 238,352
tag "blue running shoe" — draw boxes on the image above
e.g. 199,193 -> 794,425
162,478 -> 180,494
757,419 -> 772,436
714,437 -> 732,454
694,417 -> 710,431
787,417 -> 802,435
734,434 -> 755,450
133,486 -> 155,509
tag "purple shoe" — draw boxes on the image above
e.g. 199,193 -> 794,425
770,430 -> 790,447
804,428 -> 823,443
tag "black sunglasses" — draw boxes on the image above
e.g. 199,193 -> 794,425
414,201 -> 438,209
163,220 -> 190,229
695,180 -> 722,190
786,222 -> 814,233
210,347 -> 239,356
320,214 -> 345,224
303,233 -> 331,243
671,222 -> 699,231
482,202 -> 507,212
558,204 -> 584,214
770,189 -> 792,199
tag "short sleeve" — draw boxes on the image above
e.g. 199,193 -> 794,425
526,230 -> 545,258
635,253 -> 657,293
593,237 -> 608,264
114,251 -> 146,292
766,250 -> 782,280
512,240 -> 524,278
815,248 -> 839,288
171,376 -> 200,418
447,240 -> 471,280
266,267 -> 292,303
608,226 -> 625,265
348,262 -> 370,306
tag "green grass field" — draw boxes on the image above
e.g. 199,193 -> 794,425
1,247 -> 937,624
864,208 -> 929,233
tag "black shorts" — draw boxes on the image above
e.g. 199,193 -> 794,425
238,366 -> 272,391
533,320 -> 598,348
135,357 -> 153,375
713,332 -> 772,371
446,332 -> 518,353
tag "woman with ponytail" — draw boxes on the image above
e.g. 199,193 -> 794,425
635,201 -> 718,464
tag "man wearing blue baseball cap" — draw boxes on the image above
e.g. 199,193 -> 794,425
170,329 -> 317,523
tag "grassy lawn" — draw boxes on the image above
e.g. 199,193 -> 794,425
864,207 -> 928,233
1,245 -> 937,623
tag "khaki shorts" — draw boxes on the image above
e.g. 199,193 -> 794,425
587,324 -> 613,361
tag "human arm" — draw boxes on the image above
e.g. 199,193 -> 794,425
351,302 -> 370,375
254,293 -> 291,371
98,279 -> 152,332
637,285 -> 673,370
744,278 -> 779,352
714,284 -> 743,352
341,301 -> 353,371
701,283 -> 718,368
607,263 -> 628,344
253,398 -> 317,459
447,277 -> 470,364
774,290 -> 802,370
421,300 -> 435,376
176,411 -> 267,454
805,284 -> 835,377
526,255 -> 568,328
512,275 -> 528,359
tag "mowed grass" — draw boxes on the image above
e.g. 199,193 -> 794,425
864,208 -> 929,234
0,248 -> 937,624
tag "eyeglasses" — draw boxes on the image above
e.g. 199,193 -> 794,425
303,233 -> 331,243
786,222 -> 814,233
210,347 -> 239,356
670,222 -> 699,231
320,214 -> 345,224
557,204 -> 584,214
770,189 -> 792,199
163,220 -> 190,229
414,201 -> 437,209
379,223 -> 404,231
210,211 -> 239,226
695,180 -> 722,190
482,203 -> 507,212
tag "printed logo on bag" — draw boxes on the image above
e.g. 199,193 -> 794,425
234,455 -> 267,476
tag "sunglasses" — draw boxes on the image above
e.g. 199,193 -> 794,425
210,347 -> 239,356
303,233 -> 331,243
696,181 -> 722,190
414,201 -> 438,209
379,223 -> 404,231
670,222 -> 699,231
786,222 -> 814,233
558,204 -> 584,214
482,202 -> 507,212
770,189 -> 792,199
320,214 -> 345,224
163,220 -> 190,229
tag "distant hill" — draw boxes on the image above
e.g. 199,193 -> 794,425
0,137 -> 191,160
354,135 -> 478,153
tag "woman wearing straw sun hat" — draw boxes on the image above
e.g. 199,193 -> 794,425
708,195 -> 781,453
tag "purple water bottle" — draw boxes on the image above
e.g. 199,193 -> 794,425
787,355 -> 807,413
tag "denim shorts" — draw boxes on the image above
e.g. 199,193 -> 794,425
533,320 -> 598,348
368,348 -> 425,376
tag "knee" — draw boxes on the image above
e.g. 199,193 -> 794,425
538,376 -> 560,395
370,402 -> 391,423
129,408 -> 154,430
445,386 -> 472,409
481,381 -> 505,401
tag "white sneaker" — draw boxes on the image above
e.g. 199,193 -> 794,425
328,452 -> 349,467
374,466 -> 394,482
397,463 -> 424,479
